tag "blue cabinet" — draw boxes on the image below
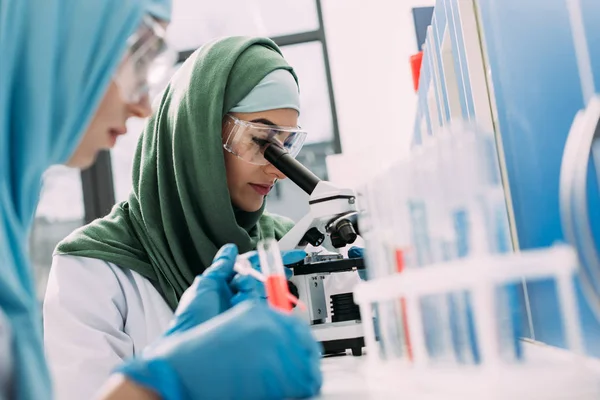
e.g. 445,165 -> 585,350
413,0 -> 600,357
476,0 -> 600,356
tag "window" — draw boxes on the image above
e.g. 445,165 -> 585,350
30,166 -> 85,300
281,42 -> 333,144
107,0 -> 339,221
168,0 -> 319,51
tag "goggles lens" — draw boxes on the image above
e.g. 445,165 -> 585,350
115,16 -> 177,103
222,114 -> 308,166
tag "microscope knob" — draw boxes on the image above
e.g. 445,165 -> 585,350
336,219 -> 358,244
302,227 -> 325,247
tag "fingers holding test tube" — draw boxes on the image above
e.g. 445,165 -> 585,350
258,239 -> 294,312
232,244 -> 307,311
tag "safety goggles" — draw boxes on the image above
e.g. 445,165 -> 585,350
222,114 -> 308,166
114,15 -> 177,104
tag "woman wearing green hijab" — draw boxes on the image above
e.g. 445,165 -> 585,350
43,36 -> 319,400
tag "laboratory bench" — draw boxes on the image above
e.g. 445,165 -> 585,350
318,341 -> 600,399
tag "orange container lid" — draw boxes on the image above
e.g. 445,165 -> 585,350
410,51 -> 424,92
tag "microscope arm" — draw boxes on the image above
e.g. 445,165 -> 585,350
263,143 -> 359,252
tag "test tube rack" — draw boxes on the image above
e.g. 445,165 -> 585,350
353,245 -> 600,399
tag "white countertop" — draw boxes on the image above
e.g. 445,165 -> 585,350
316,341 -> 600,399
318,356 -> 373,399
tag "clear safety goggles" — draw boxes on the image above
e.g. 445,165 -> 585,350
114,15 -> 177,104
222,114 -> 308,166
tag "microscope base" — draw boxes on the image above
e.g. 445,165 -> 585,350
322,337 -> 365,356
312,320 -> 365,357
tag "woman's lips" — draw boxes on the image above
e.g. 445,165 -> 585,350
249,183 -> 273,196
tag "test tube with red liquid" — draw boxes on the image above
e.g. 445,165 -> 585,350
258,239 -> 293,313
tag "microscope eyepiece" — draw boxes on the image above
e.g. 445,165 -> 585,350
263,143 -> 321,195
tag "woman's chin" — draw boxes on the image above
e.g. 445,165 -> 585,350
234,198 -> 264,212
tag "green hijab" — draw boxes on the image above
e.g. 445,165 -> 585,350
56,37 -> 297,310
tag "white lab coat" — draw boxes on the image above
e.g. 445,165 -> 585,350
43,255 -> 173,400
0,309 -> 11,400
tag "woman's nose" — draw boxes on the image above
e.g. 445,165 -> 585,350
127,93 -> 152,118
263,162 -> 287,180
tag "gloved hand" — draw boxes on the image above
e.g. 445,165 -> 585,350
163,244 -> 241,335
230,249 -> 306,306
348,246 -> 364,259
165,245 -> 306,335
348,246 -> 367,281
116,301 -> 323,400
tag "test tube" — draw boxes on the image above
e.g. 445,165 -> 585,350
233,255 -> 306,310
258,239 -> 292,312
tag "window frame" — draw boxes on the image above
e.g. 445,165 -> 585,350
81,0 -> 340,223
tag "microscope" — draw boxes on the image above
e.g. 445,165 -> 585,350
264,143 -> 366,356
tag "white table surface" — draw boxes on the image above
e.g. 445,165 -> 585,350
316,341 -> 600,399
318,356 -> 373,399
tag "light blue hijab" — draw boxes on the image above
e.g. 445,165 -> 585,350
0,1 -> 170,398
230,69 -> 301,114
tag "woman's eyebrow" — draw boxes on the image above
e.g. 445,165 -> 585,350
250,118 -> 276,126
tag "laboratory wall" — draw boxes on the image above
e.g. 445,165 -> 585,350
323,0 -> 435,187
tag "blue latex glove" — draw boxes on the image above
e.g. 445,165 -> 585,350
348,246 -> 367,281
166,245 -> 306,335
348,247 -> 364,259
163,244 -> 241,335
117,301 -> 323,400
230,249 -> 306,305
